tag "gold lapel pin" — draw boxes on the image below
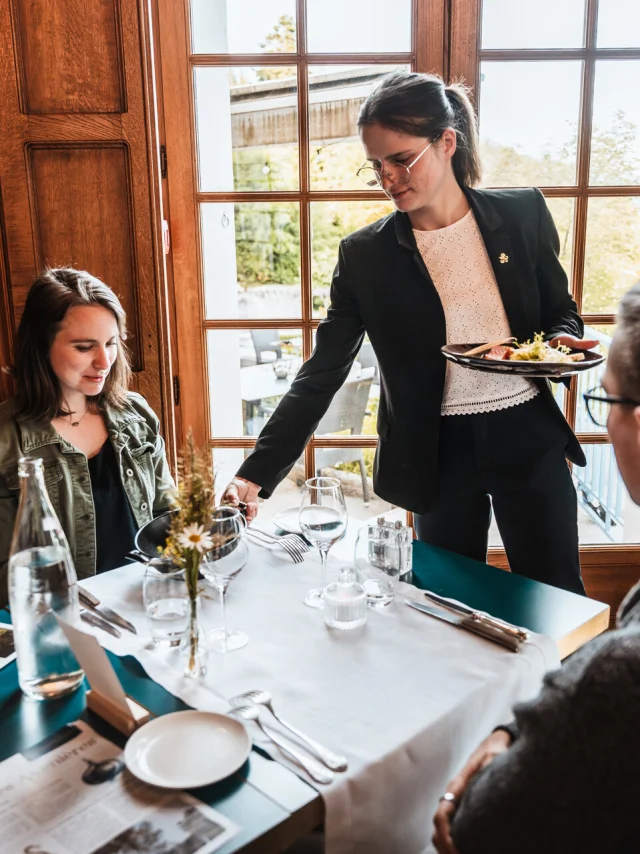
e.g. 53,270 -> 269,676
499,252 -> 509,264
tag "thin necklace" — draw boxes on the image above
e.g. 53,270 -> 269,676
66,406 -> 90,427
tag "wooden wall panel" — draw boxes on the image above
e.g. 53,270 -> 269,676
0,185 -> 14,401
26,144 -> 142,370
12,0 -> 125,114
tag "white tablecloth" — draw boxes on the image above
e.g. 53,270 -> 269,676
82,528 -> 559,854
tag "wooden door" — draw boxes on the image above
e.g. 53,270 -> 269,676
0,0 -> 175,447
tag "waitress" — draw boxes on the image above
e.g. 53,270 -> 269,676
224,70 -> 594,595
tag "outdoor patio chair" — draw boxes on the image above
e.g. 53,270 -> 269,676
251,329 -> 282,364
315,367 -> 375,506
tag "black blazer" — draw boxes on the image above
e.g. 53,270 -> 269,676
238,187 -> 586,514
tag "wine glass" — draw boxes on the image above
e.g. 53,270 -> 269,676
200,507 -> 248,653
299,477 -> 347,608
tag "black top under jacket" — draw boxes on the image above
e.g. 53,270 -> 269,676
237,186 -> 586,514
88,439 -> 138,573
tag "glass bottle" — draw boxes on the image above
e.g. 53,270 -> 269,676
323,567 -> 367,630
8,457 -> 84,700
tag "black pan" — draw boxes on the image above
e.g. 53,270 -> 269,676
128,507 -> 245,565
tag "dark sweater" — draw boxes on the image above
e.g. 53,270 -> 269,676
451,583 -> 640,854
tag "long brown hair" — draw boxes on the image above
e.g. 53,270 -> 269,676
357,70 -> 482,189
12,268 -> 132,422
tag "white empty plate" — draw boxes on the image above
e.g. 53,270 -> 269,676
273,507 -> 302,534
124,710 -> 251,789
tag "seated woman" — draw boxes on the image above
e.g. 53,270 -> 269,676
432,282 -> 640,854
0,268 -> 175,606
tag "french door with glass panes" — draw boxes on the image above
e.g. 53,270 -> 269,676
157,0 -> 444,529
158,0 -> 640,577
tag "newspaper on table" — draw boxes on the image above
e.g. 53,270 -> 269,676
0,719 -> 239,854
0,623 -> 16,669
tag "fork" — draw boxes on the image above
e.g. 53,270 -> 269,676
230,689 -> 348,771
246,528 -> 308,563
250,527 -> 309,552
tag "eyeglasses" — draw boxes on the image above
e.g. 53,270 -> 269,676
583,387 -> 640,428
356,141 -> 433,189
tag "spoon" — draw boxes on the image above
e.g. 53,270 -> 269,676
230,689 -> 348,771
230,704 -> 334,785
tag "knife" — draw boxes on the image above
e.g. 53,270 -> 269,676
80,609 -> 122,639
423,590 -> 529,642
78,587 -> 137,635
405,598 -> 522,652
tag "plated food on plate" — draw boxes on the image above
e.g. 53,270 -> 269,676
441,333 -> 605,378
482,333 -> 586,364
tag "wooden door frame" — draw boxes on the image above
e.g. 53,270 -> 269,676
155,0 -> 208,451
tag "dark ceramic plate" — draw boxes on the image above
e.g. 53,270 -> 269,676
441,343 -> 605,379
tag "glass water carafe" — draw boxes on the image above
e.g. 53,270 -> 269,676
8,457 -> 84,700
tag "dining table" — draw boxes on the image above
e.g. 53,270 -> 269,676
0,527 -> 610,854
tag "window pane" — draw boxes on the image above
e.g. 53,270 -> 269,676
314,337 -> 380,440
545,197 -> 575,282
597,0 -> 640,47
212,446 -> 306,524
590,61 -> 640,186
212,448 -> 401,537
583,197 -> 640,314
310,200 -> 393,317
313,445 -> 396,519
194,66 -> 298,192
481,0 -> 585,49
306,0 -> 411,53
574,324 -> 614,434
479,62 -> 582,187
489,444 -> 637,545
191,1 -> 296,54
309,65 -> 408,191
575,444 -> 638,543
202,202 -> 301,319
208,329 -> 302,437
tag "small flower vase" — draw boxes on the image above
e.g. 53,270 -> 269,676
179,595 -> 209,679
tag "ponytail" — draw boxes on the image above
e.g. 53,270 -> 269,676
444,82 -> 482,188
358,71 -> 482,188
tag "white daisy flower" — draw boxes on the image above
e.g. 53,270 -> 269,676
176,523 -> 214,554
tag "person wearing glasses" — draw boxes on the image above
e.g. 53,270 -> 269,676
223,70 -> 596,594
432,282 -> 640,854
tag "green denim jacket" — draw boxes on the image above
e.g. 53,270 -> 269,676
0,392 -> 175,607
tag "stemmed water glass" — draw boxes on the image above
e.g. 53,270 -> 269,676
200,507 -> 249,653
299,477 -> 347,608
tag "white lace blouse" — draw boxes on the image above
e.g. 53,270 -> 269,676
414,209 -> 538,416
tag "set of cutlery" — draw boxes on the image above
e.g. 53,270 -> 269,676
246,527 -> 310,563
229,688 -> 347,785
405,590 -> 529,652
78,585 -> 137,639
